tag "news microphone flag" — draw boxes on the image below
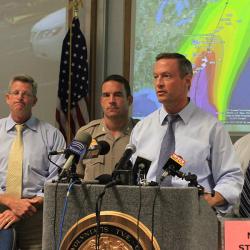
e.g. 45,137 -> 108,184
56,16 -> 89,143
160,153 -> 185,182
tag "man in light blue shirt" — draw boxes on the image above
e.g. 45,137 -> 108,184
130,53 -> 243,214
0,75 -> 66,249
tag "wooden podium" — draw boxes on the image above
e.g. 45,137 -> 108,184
42,183 -> 218,249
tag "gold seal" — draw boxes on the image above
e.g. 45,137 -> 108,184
60,211 -> 160,250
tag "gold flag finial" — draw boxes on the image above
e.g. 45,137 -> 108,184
69,0 -> 83,18
68,0 -> 83,18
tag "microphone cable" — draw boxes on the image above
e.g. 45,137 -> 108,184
95,177 -> 116,250
151,183 -> 161,250
94,174 -> 120,250
57,179 -> 77,250
48,154 -> 62,172
95,187 -> 106,250
53,181 -> 59,250
136,183 -> 142,248
47,153 -> 63,249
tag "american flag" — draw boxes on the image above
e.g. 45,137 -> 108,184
56,17 -> 89,143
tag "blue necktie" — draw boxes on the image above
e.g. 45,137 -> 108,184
156,114 -> 179,183
239,163 -> 250,217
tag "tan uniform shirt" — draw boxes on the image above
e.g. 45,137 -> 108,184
77,118 -> 138,181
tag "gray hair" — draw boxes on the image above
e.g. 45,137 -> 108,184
8,74 -> 38,96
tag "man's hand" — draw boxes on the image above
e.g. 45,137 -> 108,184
203,191 -> 226,207
0,195 -> 44,218
0,209 -> 20,229
8,198 -> 38,217
28,196 -> 44,208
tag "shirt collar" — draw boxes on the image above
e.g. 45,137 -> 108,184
178,100 -> 196,124
6,115 -> 38,132
159,100 -> 196,125
93,118 -> 135,137
159,106 -> 169,125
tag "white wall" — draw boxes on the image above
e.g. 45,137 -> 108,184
0,0 -> 126,124
94,0 -> 125,118
0,0 -> 66,124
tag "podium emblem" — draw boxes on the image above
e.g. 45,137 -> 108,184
60,211 -> 160,249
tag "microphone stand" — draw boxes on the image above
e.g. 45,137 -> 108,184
112,161 -> 133,185
94,157 -> 133,248
67,162 -> 81,184
167,165 -> 205,195
57,160 -> 81,184
95,178 -> 119,250
184,173 -> 204,196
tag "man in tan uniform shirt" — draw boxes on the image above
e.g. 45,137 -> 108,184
77,74 -> 138,181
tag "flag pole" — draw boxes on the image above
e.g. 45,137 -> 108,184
67,1 -> 78,143
66,0 -> 84,143
66,3 -> 72,143
57,0 -> 89,143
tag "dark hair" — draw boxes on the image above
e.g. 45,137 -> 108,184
102,74 -> 132,97
155,53 -> 193,78
9,74 -> 37,96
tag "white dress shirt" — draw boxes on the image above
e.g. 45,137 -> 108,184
0,115 -> 66,198
130,101 -> 244,213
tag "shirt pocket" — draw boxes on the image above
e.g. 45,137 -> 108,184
82,155 -> 106,180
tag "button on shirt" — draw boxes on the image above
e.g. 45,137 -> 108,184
130,101 -> 243,212
0,116 -> 66,198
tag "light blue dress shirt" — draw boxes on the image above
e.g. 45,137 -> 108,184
0,116 -> 66,198
130,101 -> 244,212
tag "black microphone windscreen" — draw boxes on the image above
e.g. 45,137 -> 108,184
125,143 -> 136,153
114,143 -> 136,172
98,141 -> 110,155
95,174 -> 113,184
74,130 -> 92,145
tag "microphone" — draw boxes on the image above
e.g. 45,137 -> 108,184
160,154 -> 205,195
59,131 -> 92,178
115,144 -> 136,170
94,144 -> 136,186
49,149 -> 66,155
132,156 -> 152,185
95,174 -> 120,188
84,139 -> 110,159
95,174 -> 113,184
49,139 -> 110,158
160,153 -> 185,182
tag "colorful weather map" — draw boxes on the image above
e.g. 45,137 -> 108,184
132,0 -> 250,132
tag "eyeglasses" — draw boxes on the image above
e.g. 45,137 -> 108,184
9,90 -> 34,98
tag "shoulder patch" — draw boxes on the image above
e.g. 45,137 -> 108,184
78,119 -> 102,132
